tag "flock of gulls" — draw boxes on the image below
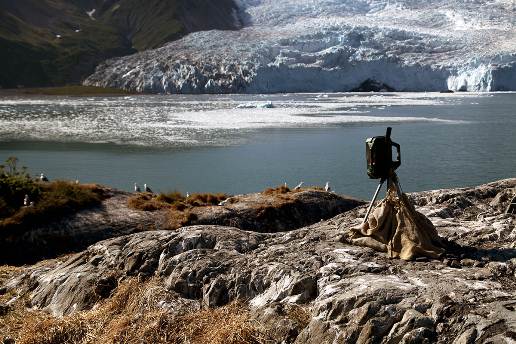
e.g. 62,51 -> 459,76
133,181 -> 331,195
23,174 -> 332,208
133,180 -> 333,207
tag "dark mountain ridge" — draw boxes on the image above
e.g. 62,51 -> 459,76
0,0 -> 242,88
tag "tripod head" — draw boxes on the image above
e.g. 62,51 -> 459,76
365,127 -> 401,179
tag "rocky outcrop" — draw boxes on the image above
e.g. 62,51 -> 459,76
350,79 -> 396,92
3,178 -> 516,342
189,189 -> 364,232
0,188 -> 362,265
0,190 -> 156,265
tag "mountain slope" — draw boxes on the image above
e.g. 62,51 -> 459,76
0,0 -> 242,87
84,0 -> 516,93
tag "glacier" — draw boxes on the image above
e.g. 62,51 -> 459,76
84,0 -> 516,93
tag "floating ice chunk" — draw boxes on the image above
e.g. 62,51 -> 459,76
236,101 -> 274,109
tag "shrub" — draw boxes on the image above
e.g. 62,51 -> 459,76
1,181 -> 104,232
0,158 -> 106,232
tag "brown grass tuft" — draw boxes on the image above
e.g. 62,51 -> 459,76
128,192 -> 229,212
165,210 -> 199,230
127,193 -> 171,212
185,193 -> 228,207
0,180 -> 105,233
128,192 -> 229,230
286,305 -> 311,329
262,185 -> 290,195
13,279 -> 272,344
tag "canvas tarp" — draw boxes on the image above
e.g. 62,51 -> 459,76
349,184 -> 445,260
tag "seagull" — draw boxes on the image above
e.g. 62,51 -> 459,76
75,179 -> 80,184
325,182 -> 331,192
186,192 -> 190,198
134,183 -> 141,192
218,197 -> 232,206
23,194 -> 29,207
144,183 -> 153,193
40,173 -> 49,182
294,181 -> 304,190
284,182 -> 288,188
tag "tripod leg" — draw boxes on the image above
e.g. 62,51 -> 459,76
390,173 -> 403,199
362,178 -> 385,225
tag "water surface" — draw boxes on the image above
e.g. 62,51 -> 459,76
0,92 -> 514,199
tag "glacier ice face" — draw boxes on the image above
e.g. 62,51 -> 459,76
84,0 -> 516,93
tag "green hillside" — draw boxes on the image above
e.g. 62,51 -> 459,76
0,0 -> 240,88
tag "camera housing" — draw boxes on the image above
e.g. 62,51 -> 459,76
366,127 -> 401,179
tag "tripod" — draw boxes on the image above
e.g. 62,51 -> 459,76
362,171 -> 404,225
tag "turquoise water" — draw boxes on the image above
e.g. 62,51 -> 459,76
0,92 -> 514,199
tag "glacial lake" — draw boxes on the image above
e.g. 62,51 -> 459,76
0,92 -> 514,199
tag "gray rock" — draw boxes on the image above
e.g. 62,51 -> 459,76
3,178 -> 516,343
453,327 -> 477,344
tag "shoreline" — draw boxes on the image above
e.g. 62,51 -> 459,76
2,86 -> 516,98
0,85 -> 138,97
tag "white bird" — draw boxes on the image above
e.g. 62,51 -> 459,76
75,179 -> 80,184
284,182 -> 288,188
144,184 -> 153,193
40,173 -> 49,182
218,197 -> 231,206
29,201 -> 34,207
294,181 -> 304,190
23,194 -> 29,207
134,183 -> 141,192
325,182 -> 331,192
186,192 -> 190,198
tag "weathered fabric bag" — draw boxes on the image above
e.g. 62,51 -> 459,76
350,185 -> 444,260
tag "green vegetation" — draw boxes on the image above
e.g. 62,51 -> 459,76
0,157 -> 106,232
0,0 -> 240,88
0,0 -> 181,88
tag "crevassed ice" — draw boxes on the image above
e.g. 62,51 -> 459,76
84,0 -> 516,93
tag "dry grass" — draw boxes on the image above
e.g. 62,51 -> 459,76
128,192 -> 229,230
127,193 -> 170,212
286,305 -> 311,329
0,180 -> 106,233
165,210 -> 199,230
128,192 -> 229,212
185,193 -> 228,207
10,279 -> 272,344
262,185 -> 290,195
